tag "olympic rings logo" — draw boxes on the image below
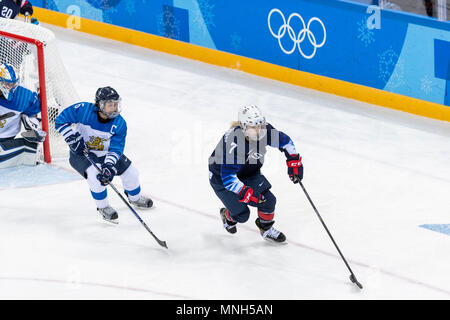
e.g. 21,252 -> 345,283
268,8 -> 326,59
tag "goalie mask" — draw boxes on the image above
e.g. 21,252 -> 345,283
238,105 -> 267,141
0,63 -> 19,101
95,86 -> 122,119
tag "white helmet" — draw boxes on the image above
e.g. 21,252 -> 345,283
238,105 -> 267,141
0,63 -> 19,101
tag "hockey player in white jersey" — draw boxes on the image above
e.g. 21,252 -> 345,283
55,86 -> 153,222
0,63 -> 46,168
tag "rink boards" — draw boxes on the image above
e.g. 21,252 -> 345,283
31,1 -> 450,122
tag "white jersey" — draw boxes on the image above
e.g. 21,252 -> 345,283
0,85 -> 40,139
55,102 -> 127,164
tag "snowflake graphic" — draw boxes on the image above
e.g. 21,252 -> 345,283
230,33 -> 242,51
356,18 -> 375,47
420,76 -> 433,94
102,6 -> 118,24
156,8 -> 183,40
125,0 -> 136,15
378,49 -> 404,88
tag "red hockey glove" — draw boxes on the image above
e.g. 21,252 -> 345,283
238,186 -> 261,204
286,154 -> 303,184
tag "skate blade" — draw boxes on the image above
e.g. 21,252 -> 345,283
224,227 -> 237,234
262,237 -> 288,245
132,206 -> 153,210
101,217 -> 119,225
130,203 -> 155,210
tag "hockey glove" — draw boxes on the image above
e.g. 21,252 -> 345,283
20,1 -> 34,16
30,18 -> 39,25
65,132 -> 86,155
97,162 -> 117,186
238,186 -> 265,205
21,129 -> 46,143
286,154 -> 303,184
21,115 -> 46,143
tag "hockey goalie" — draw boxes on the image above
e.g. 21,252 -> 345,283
0,4 -> 81,165
0,62 -> 46,168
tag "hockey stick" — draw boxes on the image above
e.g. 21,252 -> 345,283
299,182 -> 363,289
84,151 -> 168,249
0,112 -> 16,121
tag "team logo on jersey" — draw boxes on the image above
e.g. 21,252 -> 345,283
248,149 -> 263,160
86,136 -> 107,151
0,120 -> 6,128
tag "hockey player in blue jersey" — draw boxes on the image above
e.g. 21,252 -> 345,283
208,105 -> 303,243
55,86 -> 153,222
0,63 -> 47,168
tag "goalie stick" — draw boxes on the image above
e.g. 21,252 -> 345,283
0,112 -> 15,121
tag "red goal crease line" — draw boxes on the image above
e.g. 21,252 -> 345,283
0,30 -> 51,163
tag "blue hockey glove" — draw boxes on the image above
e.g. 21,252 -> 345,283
65,132 -> 86,155
30,18 -> 39,25
97,162 -> 117,186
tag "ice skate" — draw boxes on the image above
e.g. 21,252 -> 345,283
97,206 -> 119,223
255,218 -> 286,243
126,193 -> 153,208
220,208 -> 237,234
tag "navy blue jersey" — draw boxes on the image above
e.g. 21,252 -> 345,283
208,123 -> 298,194
0,0 -> 20,19
55,102 -> 127,164
0,85 -> 40,139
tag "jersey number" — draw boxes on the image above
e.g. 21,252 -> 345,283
1,7 -> 13,19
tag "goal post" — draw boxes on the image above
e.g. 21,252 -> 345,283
0,17 -> 79,163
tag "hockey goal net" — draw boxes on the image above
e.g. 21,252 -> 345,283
0,17 -> 79,163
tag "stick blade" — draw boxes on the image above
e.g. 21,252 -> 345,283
349,274 -> 363,289
158,240 -> 168,249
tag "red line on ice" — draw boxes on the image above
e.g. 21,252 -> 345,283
151,195 -> 450,297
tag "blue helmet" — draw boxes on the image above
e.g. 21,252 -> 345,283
0,63 -> 19,101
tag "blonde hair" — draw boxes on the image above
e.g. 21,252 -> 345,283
230,121 -> 240,129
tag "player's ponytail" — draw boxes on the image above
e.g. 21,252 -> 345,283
230,121 -> 240,129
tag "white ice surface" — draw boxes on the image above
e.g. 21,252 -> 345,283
0,24 -> 449,300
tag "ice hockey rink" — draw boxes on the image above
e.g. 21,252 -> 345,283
0,23 -> 449,300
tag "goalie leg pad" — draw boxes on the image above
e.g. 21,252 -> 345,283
0,138 -> 38,168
